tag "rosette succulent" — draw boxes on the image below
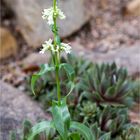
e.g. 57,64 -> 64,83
79,63 -> 134,107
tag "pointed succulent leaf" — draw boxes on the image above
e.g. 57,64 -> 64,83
105,86 -> 116,98
91,123 -> 101,139
92,92 -> 103,102
111,62 -> 117,70
116,115 -> 126,130
79,61 -> 92,75
107,119 -> 117,132
99,132 -> 111,140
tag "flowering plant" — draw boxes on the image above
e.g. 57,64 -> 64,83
29,0 -> 93,139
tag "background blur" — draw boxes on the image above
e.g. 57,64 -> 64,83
0,0 -> 140,139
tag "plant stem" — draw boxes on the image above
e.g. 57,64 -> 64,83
53,0 -> 61,104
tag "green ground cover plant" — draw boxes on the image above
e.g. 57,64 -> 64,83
25,54 -> 140,140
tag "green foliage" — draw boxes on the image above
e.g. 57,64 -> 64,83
27,55 -> 134,110
120,124 -> 140,140
28,120 -> 54,140
70,121 -> 94,140
26,99 -> 93,140
11,118 -> 140,140
131,79 -> 140,103
79,63 -> 134,107
51,98 -> 71,139
22,120 -> 32,140
26,54 -> 92,110
76,101 -> 140,140
10,131 -> 17,140
31,64 -> 54,95
25,54 -> 138,139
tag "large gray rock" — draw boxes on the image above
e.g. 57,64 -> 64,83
74,42 -> 140,76
0,80 -> 49,140
5,0 -> 90,47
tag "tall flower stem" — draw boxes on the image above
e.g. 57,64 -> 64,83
53,0 -> 61,104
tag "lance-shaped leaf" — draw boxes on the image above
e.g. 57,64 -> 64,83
60,63 -> 75,97
31,64 -> 54,95
28,120 -> 54,140
60,63 -> 75,81
70,121 -> 95,140
51,98 -> 71,139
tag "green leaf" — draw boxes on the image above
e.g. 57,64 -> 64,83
56,35 -> 61,46
105,86 -> 116,98
79,61 -> 91,74
9,131 -> 16,140
66,81 -> 75,97
22,120 -> 32,139
60,63 -> 75,97
70,121 -> 95,140
31,64 -> 54,95
92,92 -> 103,101
51,98 -> 71,139
106,119 -> 117,132
99,132 -> 111,140
69,132 -> 81,140
91,123 -> 101,139
28,120 -> 54,140
60,63 -> 75,81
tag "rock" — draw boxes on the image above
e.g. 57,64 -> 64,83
120,21 -> 140,39
22,53 -> 50,66
0,27 -> 17,59
100,0 -> 108,10
4,0 -> 90,47
123,0 -> 140,16
0,80 -> 49,140
72,42 -> 140,76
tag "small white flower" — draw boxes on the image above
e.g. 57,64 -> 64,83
40,39 -> 53,54
57,8 -> 65,19
42,7 -> 65,25
42,7 -> 54,25
61,43 -> 71,54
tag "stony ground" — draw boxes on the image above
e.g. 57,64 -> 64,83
0,1 -> 140,138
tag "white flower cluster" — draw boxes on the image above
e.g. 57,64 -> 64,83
39,39 -> 53,54
42,7 -> 65,25
61,43 -> 71,54
40,39 -> 71,54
